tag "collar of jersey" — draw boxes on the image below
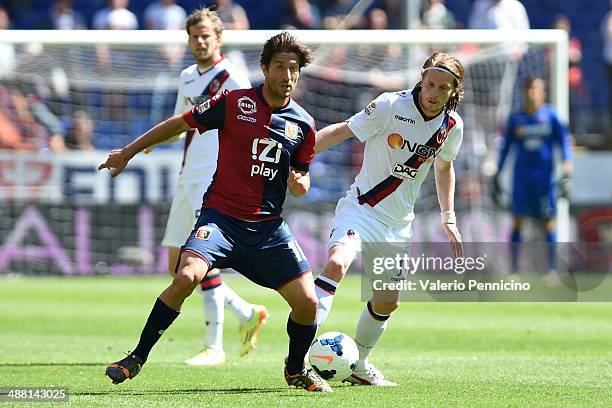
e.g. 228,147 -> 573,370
256,84 -> 292,112
196,53 -> 225,76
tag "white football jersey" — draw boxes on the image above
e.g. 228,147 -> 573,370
174,56 -> 251,184
345,89 -> 464,227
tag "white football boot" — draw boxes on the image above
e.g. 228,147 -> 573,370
184,347 -> 226,366
344,363 -> 397,386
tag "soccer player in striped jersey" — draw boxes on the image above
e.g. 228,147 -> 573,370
100,32 -> 332,392
314,52 -> 465,386
494,76 -> 572,278
153,8 -> 267,366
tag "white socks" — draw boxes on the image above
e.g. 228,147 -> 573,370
314,275 -> 340,327
354,301 -> 390,371
200,275 -> 258,350
201,283 -> 224,350
222,282 -> 253,325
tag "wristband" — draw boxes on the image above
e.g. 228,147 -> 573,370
441,211 -> 456,225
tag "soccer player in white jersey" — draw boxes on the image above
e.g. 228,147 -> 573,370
157,8 -> 267,366
314,52 -> 465,386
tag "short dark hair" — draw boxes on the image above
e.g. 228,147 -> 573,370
260,32 -> 313,69
523,75 -> 544,90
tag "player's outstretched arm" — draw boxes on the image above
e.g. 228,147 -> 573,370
314,122 -> 355,154
98,114 -> 191,177
434,156 -> 463,257
143,134 -> 185,154
288,169 -> 310,197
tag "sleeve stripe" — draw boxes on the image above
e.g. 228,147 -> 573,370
182,110 -> 201,130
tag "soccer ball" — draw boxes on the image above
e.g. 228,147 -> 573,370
308,331 -> 359,381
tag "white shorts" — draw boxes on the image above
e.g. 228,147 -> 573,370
161,180 -> 211,248
329,196 -> 412,284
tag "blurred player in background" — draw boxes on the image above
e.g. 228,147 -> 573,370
314,52 -> 465,386
153,7 -> 267,367
494,76 -> 572,277
100,32 -> 333,392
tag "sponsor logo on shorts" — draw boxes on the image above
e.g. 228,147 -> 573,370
392,162 -> 419,180
195,226 -> 212,240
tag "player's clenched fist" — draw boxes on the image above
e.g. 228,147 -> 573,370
97,149 -> 131,177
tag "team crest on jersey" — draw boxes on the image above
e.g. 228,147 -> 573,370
209,79 -> 221,95
195,226 -> 212,240
436,127 -> 448,144
238,96 -> 257,115
284,121 -> 299,140
195,99 -> 211,114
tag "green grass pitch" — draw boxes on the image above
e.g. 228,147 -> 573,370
1,274 -> 612,407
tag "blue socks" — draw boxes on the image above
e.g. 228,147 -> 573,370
133,298 -> 180,363
285,316 -> 317,375
510,229 -> 522,272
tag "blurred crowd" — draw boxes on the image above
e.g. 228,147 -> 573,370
0,0 -> 610,156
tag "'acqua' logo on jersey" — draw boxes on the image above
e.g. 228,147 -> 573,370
238,96 -> 257,115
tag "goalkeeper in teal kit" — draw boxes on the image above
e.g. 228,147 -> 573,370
494,76 -> 573,275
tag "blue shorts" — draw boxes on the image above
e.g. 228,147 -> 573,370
512,171 -> 556,219
179,208 -> 310,289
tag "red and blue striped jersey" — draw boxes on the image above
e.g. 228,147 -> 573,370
182,86 -> 316,221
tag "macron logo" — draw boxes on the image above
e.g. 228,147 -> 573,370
394,114 -> 415,124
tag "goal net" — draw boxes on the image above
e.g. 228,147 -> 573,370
0,29 -> 569,275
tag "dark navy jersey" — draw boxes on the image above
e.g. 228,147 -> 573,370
498,105 -> 571,175
182,85 -> 316,221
